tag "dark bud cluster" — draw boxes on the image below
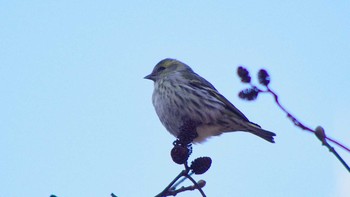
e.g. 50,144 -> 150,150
171,120 -> 212,176
171,145 -> 190,164
171,121 -> 198,165
237,66 -> 251,83
178,120 -> 198,145
258,69 -> 270,86
171,138 -> 193,165
190,157 -> 212,175
238,87 -> 260,101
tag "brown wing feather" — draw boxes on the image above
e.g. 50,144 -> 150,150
188,73 -> 251,122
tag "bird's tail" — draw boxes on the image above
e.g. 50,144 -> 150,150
216,117 -> 276,143
245,122 -> 276,143
249,128 -> 276,143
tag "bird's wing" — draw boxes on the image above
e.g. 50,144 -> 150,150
189,73 -> 251,122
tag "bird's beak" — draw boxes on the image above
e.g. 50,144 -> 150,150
144,73 -> 156,81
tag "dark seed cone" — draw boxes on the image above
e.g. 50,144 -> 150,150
258,69 -> 270,86
237,66 -> 251,83
190,157 -> 212,175
238,87 -> 259,101
177,130 -> 198,145
171,145 -> 190,165
178,120 -> 198,145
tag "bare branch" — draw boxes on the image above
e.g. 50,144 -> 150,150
237,67 -> 350,172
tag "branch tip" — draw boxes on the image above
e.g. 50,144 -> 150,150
315,126 -> 327,145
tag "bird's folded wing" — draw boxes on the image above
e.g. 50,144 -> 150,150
188,77 -> 251,123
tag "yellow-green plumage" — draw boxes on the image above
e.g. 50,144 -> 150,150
145,58 -> 276,143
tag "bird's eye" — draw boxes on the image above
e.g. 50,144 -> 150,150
156,66 -> 165,72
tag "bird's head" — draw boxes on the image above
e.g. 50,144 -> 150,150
144,58 -> 192,82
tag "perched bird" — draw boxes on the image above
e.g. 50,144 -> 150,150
144,58 -> 276,143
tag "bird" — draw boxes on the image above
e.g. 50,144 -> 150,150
144,58 -> 276,143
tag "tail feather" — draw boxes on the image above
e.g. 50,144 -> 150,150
230,119 -> 275,143
249,128 -> 276,143
199,118 -> 276,143
230,118 -> 277,143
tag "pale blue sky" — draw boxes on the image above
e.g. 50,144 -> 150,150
1,1 -> 349,197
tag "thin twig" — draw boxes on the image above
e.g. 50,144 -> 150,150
166,180 -> 206,196
264,85 -> 350,172
266,86 -> 350,150
325,136 -> 350,153
324,141 -> 350,172
155,170 -> 187,197
156,170 -> 206,197
171,171 -> 194,190
184,173 -> 206,197
238,66 -> 350,172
